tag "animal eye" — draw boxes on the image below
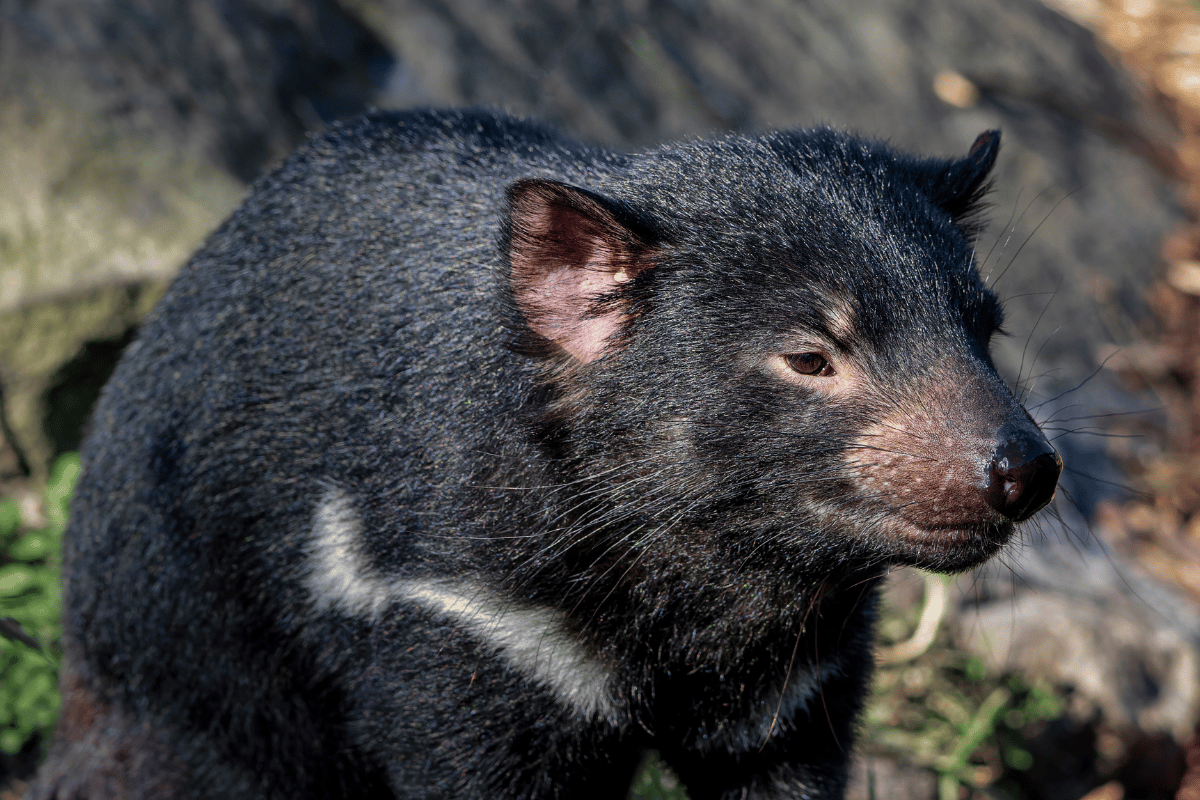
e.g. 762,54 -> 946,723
784,353 -> 835,377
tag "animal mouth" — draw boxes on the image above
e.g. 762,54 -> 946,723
871,514 -> 1015,571
899,518 -> 1011,544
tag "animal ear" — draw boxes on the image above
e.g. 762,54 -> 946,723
926,130 -> 1001,233
505,179 -> 655,363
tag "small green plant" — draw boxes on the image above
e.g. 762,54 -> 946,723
866,575 -> 1068,800
628,751 -> 690,800
0,452 -> 79,755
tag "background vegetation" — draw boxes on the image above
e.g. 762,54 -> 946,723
0,454 -> 77,759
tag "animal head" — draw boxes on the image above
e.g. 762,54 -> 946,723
503,129 -> 1060,577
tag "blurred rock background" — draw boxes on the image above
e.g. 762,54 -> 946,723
2,0 -> 1200,797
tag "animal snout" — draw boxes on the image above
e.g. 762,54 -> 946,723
983,421 -> 1062,522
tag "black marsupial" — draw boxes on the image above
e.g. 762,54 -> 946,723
33,109 -> 1061,800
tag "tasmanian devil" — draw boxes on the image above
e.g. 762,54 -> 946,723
32,108 -> 1061,800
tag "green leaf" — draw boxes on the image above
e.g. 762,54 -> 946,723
14,671 -> 54,713
32,704 -> 57,728
1004,746 -> 1034,771
46,454 -> 81,504
22,595 -> 64,627
962,657 -> 987,683
0,727 -> 24,754
44,453 -> 81,532
0,565 -> 36,597
7,532 -> 53,562
0,501 -> 19,537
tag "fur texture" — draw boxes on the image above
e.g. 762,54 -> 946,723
32,109 -> 1059,799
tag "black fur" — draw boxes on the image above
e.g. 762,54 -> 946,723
33,110 -> 1057,799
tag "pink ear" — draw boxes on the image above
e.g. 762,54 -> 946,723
506,179 -> 653,362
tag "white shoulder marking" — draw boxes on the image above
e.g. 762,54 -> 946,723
306,490 -> 616,720
306,489 -> 395,619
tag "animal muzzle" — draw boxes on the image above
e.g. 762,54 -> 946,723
983,421 -> 1062,522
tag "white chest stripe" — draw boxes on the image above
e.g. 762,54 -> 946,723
392,580 -> 615,720
306,491 -> 616,720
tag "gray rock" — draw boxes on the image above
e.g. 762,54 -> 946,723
959,533 -> 1200,743
0,0 -> 392,478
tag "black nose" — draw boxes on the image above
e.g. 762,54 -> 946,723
983,422 -> 1063,522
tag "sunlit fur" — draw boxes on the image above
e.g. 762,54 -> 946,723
37,111 -> 1056,800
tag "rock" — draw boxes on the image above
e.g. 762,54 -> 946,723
955,583 -> 1200,740
0,0 -> 392,479
961,538 -> 1200,744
